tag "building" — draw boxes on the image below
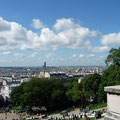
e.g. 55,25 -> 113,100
1,79 -> 20,101
39,72 -> 50,78
39,71 -> 67,79
43,62 -> 46,69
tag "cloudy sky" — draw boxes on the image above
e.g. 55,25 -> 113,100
0,0 -> 120,66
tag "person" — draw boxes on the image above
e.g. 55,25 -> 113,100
88,107 -> 90,113
94,111 -> 96,120
84,114 -> 87,120
87,117 -> 90,120
76,115 -> 79,120
102,108 -> 104,113
85,108 -> 87,113
63,115 -> 65,120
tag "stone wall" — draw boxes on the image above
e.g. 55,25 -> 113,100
104,85 -> 120,120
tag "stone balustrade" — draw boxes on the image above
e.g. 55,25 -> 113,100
104,85 -> 120,120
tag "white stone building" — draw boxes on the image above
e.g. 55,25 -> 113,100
1,79 -> 20,101
39,72 -> 50,78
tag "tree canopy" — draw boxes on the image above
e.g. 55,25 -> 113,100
11,78 -> 68,111
105,47 -> 120,66
81,73 -> 101,104
98,47 -> 120,102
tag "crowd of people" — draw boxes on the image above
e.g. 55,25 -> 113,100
49,113 -> 91,120
48,107 -> 106,120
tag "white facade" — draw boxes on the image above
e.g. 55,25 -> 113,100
78,77 -> 83,83
21,78 -> 31,83
1,84 -> 19,100
39,72 -> 50,78
1,79 -> 20,101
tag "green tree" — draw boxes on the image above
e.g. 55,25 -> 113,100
98,47 -> 120,103
11,78 -> 67,112
65,79 -> 86,107
81,73 -> 101,104
105,47 -> 120,66
66,81 -> 81,103
98,65 -> 120,103
10,82 -> 25,106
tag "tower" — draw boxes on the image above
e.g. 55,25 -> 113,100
43,62 -> 46,69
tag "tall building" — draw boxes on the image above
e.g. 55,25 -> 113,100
43,62 -> 46,69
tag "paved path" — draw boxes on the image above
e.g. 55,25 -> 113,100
0,108 -> 106,120
48,108 -> 106,120
0,112 -> 20,120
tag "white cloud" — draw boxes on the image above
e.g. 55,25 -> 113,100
101,32 -> 120,46
79,54 -> 84,58
54,18 -> 79,31
44,53 -> 55,59
32,19 -> 45,29
0,51 -> 24,57
87,54 -> 95,57
72,54 -> 77,58
2,51 -> 12,55
51,18 -> 97,50
72,53 -> 95,59
20,18 -> 98,51
13,53 -> 24,57
0,17 -> 11,31
54,18 -> 97,37
0,17 -> 108,55
0,18 -> 28,51
30,52 -> 39,58
99,56 -> 105,59
30,18 -> 98,51
92,46 -> 110,52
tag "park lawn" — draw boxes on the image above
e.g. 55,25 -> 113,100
89,103 -> 107,110
11,106 -> 23,111
79,118 -> 95,120
63,118 -> 95,120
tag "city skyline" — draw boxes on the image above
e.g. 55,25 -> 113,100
0,0 -> 120,66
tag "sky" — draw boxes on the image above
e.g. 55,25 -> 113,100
0,0 -> 120,66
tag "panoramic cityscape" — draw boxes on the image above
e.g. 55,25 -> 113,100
0,63 -> 105,100
0,0 -> 120,120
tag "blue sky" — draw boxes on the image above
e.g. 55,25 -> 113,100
0,0 -> 119,66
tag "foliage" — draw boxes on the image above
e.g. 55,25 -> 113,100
11,78 -> 67,111
98,65 -> 120,102
65,79 -> 86,107
88,103 -> 107,110
98,47 -> 120,102
65,81 -> 81,103
105,47 -> 120,66
81,73 -> 101,104
10,82 -> 25,106
11,106 -> 23,111
10,73 -> 105,112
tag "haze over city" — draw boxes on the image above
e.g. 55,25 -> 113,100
0,0 -> 119,66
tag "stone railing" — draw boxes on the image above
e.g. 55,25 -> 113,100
104,85 -> 120,120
